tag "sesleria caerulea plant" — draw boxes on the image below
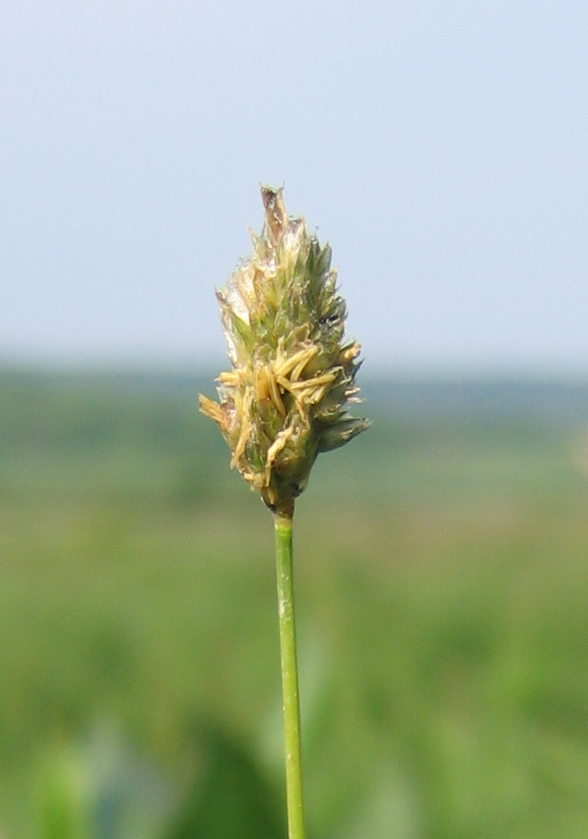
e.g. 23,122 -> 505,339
199,186 -> 369,839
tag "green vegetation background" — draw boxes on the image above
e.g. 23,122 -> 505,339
1,369 -> 588,838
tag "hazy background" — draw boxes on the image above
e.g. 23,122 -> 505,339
2,3 -> 588,839
1,0 -> 587,373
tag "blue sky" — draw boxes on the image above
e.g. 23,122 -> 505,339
1,1 -> 587,373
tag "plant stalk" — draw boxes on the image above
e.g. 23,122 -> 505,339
274,511 -> 305,839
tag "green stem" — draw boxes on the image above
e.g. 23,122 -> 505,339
274,511 -> 306,839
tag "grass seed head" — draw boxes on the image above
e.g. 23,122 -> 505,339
199,186 -> 369,515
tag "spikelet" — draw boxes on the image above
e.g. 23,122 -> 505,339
199,186 -> 369,515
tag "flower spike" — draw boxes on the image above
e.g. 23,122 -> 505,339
199,186 -> 369,515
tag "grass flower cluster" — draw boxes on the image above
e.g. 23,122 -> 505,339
199,186 -> 369,516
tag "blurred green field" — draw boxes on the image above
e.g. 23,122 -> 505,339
1,369 -> 588,838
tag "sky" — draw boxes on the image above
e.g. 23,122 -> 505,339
1,1 -> 587,374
